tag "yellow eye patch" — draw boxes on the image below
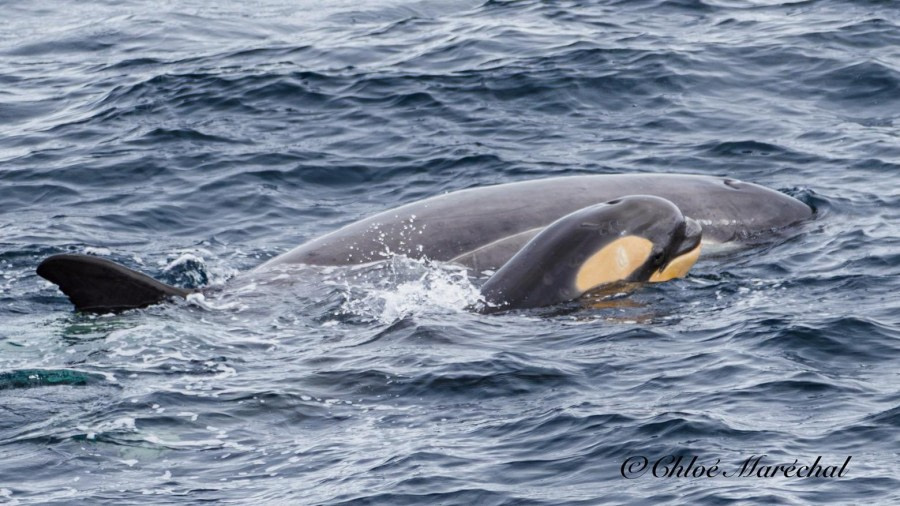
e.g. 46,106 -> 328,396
575,235 -> 654,292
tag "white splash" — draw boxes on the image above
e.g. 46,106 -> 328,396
83,247 -> 112,256
163,253 -> 205,271
337,256 -> 483,324
162,249 -> 240,287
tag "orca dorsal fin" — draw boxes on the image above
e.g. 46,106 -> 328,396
37,254 -> 191,313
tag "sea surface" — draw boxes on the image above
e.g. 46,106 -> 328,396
2,0 -> 899,504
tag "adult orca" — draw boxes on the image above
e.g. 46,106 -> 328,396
255,173 -> 811,272
36,174 -> 812,313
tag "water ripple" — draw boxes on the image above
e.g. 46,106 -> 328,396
2,0 -> 899,503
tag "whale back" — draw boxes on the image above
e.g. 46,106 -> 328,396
258,174 -> 811,271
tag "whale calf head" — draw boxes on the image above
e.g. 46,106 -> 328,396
480,195 -> 702,311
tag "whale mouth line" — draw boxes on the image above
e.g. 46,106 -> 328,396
672,217 -> 702,259
650,242 -> 702,283
647,217 -> 703,283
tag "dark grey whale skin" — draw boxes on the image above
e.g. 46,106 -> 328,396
35,174 -> 811,313
257,174 -> 813,273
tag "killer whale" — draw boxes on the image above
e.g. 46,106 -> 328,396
480,195 -> 702,311
257,173 -> 811,273
36,174 -> 812,313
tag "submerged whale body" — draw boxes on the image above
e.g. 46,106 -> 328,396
36,174 -> 812,313
258,174 -> 811,272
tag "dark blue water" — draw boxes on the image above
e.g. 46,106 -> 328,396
2,0 -> 899,503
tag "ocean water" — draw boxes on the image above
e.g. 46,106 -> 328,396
2,0 -> 899,503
